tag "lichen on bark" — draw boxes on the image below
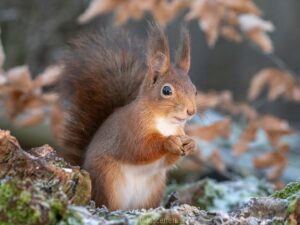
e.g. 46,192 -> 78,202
0,130 -> 91,205
0,129 -> 90,225
0,178 -> 82,225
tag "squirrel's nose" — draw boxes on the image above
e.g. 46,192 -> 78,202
187,108 -> 195,116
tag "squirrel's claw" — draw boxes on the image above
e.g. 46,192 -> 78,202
180,136 -> 197,156
164,135 -> 196,156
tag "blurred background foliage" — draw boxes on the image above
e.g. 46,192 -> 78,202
1,0 -> 300,123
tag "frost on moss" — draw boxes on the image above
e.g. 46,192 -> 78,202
0,130 -> 87,224
270,182 -> 300,225
286,197 -> 300,225
0,130 -> 91,206
269,182 -> 300,225
174,177 -> 273,211
0,178 -> 82,225
136,212 -> 183,225
272,182 -> 300,200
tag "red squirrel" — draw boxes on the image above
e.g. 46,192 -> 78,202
58,24 -> 197,210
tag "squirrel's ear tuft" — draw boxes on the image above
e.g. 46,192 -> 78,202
175,26 -> 191,74
147,23 -> 170,74
149,52 -> 169,74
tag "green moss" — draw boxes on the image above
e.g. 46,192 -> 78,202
271,182 -> 300,225
0,178 -> 82,225
273,221 -> 284,225
0,181 -> 15,210
272,182 -> 300,200
166,177 -> 273,212
197,180 -> 224,210
190,178 -> 273,211
106,214 -> 123,221
56,209 -> 82,225
50,158 -> 69,169
287,198 -> 297,214
136,212 -> 183,225
0,181 -> 41,225
69,170 -> 91,205
47,196 -> 68,224
136,213 -> 161,225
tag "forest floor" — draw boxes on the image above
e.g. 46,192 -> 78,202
0,129 -> 300,225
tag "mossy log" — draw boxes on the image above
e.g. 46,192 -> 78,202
0,129 -> 91,205
0,129 -> 91,224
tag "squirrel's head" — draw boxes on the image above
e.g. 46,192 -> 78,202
140,24 -> 197,127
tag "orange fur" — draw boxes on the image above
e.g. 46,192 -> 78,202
59,24 -> 197,210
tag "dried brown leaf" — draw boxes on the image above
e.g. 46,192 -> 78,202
221,26 -> 243,43
4,92 -> 45,120
153,0 -> 189,26
34,65 -> 61,88
77,0 -> 272,49
260,115 -> 293,146
253,151 -> 277,169
0,63 -> 60,124
5,65 -> 32,92
233,103 -> 258,120
78,0 -> 123,24
79,0 -> 188,26
196,90 -> 233,112
17,109 -> 45,128
253,144 -> 289,180
186,0 -> 226,46
198,2 -> 225,46
260,115 -> 291,133
113,0 -> 149,25
267,160 -> 287,181
114,3 -> 132,25
248,68 -> 300,102
185,0 -> 205,21
40,93 -> 59,104
246,28 -> 273,53
232,121 -> 257,156
239,14 -> 274,32
289,86 -> 300,102
187,118 -> 231,141
196,91 -> 257,120
208,149 -> 226,171
223,9 -> 239,25
185,0 -> 271,48
239,14 -> 274,53
4,90 -> 24,119
220,0 -> 261,15
125,0 -> 145,20
248,68 -> 272,101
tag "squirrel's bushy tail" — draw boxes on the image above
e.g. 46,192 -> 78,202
58,29 -> 146,165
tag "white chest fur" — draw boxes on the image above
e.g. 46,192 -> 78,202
155,117 -> 180,136
117,159 -> 165,209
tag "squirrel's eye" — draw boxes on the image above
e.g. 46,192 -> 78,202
162,85 -> 173,97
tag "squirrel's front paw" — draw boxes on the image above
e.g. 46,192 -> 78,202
179,136 -> 197,156
163,135 -> 183,155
